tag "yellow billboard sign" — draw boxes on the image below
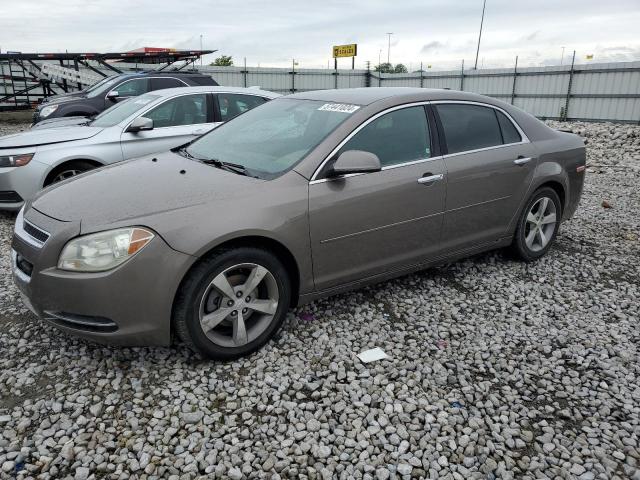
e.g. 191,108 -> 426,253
333,44 -> 357,58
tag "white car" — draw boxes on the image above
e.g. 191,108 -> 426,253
0,86 -> 279,210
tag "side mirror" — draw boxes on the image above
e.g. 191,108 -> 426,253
106,90 -> 119,100
329,150 -> 382,176
126,117 -> 154,133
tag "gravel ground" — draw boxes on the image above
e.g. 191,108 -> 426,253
0,120 -> 639,480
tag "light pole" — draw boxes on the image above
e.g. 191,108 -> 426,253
560,46 -> 565,65
474,0 -> 486,70
378,49 -> 382,69
386,33 -> 393,65
200,34 -> 203,66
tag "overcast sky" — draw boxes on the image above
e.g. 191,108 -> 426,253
2,0 -> 639,70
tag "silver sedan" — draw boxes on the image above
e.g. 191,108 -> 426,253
0,86 -> 279,210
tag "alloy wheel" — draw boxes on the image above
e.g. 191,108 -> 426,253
524,196 -> 557,252
53,169 -> 81,183
198,263 -> 279,347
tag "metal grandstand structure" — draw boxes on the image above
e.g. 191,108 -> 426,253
0,49 -> 215,110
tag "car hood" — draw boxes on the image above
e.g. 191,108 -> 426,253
31,116 -> 89,130
0,125 -> 103,149
31,151 -> 265,229
39,92 -> 86,106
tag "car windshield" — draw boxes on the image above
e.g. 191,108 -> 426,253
86,77 -> 121,98
90,94 -> 160,128
82,75 -> 116,94
185,98 -> 360,179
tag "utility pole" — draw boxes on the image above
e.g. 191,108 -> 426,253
474,0 -> 486,70
386,33 -> 393,65
200,35 -> 203,65
560,46 -> 565,65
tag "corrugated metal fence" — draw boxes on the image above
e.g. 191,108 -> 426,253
2,60 -> 639,123
197,61 -> 640,123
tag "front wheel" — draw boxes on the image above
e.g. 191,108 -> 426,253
511,187 -> 562,262
174,247 -> 291,360
45,160 -> 97,186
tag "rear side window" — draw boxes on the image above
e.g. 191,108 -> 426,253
150,78 -> 185,90
496,110 -> 522,144
436,104 -> 503,154
340,106 -> 431,167
218,93 -> 267,122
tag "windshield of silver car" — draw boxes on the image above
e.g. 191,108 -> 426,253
184,98 -> 361,179
90,94 -> 160,128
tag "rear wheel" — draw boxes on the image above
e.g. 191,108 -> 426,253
45,160 -> 97,186
174,247 -> 291,360
511,187 -> 561,262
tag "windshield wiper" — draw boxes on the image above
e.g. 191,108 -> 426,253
200,158 -> 250,176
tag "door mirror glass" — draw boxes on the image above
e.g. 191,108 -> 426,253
330,150 -> 381,176
106,90 -> 119,100
126,116 -> 154,133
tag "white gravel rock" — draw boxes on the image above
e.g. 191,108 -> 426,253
0,120 -> 639,479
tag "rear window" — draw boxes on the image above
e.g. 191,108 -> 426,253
436,104 -> 503,154
188,75 -> 219,86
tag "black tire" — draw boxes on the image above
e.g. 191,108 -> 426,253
173,247 -> 291,360
511,187 -> 562,262
44,160 -> 97,186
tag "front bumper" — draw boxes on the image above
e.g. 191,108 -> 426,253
0,161 -> 49,211
11,207 -> 195,346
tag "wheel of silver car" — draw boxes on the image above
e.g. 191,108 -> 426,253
44,160 -> 97,186
512,187 -> 562,262
174,247 -> 291,359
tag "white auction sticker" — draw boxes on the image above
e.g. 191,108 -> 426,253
317,103 -> 360,114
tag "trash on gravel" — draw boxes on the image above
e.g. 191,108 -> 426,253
357,347 -> 389,363
436,339 -> 448,349
602,200 -> 613,208
299,312 -> 315,322
450,401 -> 464,409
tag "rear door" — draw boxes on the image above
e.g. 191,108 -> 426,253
120,93 -> 215,159
309,105 -> 446,290
434,102 -> 538,253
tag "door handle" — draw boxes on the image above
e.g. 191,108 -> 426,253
514,156 -> 532,166
417,173 -> 444,184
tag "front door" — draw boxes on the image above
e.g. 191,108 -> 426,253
434,102 -> 538,252
309,105 -> 447,290
120,93 -> 217,160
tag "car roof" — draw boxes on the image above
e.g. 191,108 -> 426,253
141,86 -> 281,98
286,87 -> 501,106
119,71 -> 212,78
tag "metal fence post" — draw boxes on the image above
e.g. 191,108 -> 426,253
365,61 -> 371,87
243,57 -> 247,88
510,56 -> 518,104
563,50 -> 576,121
420,62 -> 424,88
460,59 -> 465,91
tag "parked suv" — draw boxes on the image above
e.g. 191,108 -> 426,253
32,72 -> 218,125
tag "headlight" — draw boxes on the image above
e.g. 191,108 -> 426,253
40,105 -> 59,118
58,227 -> 154,272
0,153 -> 34,168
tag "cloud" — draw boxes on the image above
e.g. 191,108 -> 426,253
421,41 -> 445,54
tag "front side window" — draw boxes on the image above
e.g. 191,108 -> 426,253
90,94 -> 160,128
436,104 -> 503,154
218,93 -> 267,121
143,94 -> 208,128
113,78 -> 148,97
185,98 -> 358,179
86,77 -> 119,98
340,106 -> 431,167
